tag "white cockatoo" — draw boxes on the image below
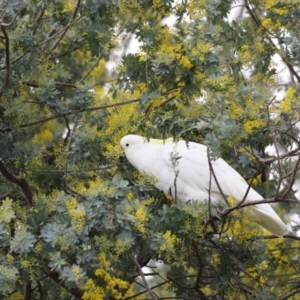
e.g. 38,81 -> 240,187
120,134 -> 288,236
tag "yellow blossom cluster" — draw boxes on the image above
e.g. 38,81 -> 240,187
176,100 -> 204,120
154,28 -> 193,69
51,138 -> 65,167
237,45 -> 251,65
66,198 -> 86,231
20,256 -> 38,281
72,265 -> 86,283
153,0 -> 162,9
98,102 -> 140,161
82,252 -> 131,300
126,190 -> 134,201
34,242 -> 42,253
33,120 -> 56,145
262,0 -> 276,9
272,7 -> 289,15
229,103 -> 244,120
118,0 -> 143,13
191,40 -> 213,62
126,198 -> 154,233
229,210 -> 261,244
255,42 -> 264,53
262,0 -> 289,15
158,230 -> 180,253
261,17 -> 282,30
180,56 -> 193,69
62,0 -> 77,13
83,177 -> 116,198
6,254 -> 14,264
280,87 -> 297,114
82,279 -> 105,300
243,119 -> 267,134
114,239 -> 131,256
227,195 -> 236,206
204,74 -> 234,92
7,292 -> 23,300
134,205 -> 148,233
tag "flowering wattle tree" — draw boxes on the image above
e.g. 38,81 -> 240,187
1,0 -> 300,299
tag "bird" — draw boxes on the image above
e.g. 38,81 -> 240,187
120,134 -> 288,236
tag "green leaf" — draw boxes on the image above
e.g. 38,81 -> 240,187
0,198 -> 15,223
10,228 -> 36,253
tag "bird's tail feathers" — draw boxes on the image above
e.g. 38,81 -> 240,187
251,207 -> 288,237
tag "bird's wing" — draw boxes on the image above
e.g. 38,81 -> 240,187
125,138 -> 287,236
159,141 -> 288,236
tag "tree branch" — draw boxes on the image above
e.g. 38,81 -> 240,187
80,56 -> 102,83
0,15 -> 18,27
48,270 -> 83,298
51,0 -> 81,50
0,98 -> 141,133
133,255 -> 158,300
23,282 -> 32,300
37,280 -> 44,300
280,154 -> 300,199
245,0 -> 300,83
206,149 -> 229,206
0,158 -> 33,206
239,144 -> 300,164
220,198 -> 299,217
32,9 -> 45,36
1,25 -> 10,84
49,46 -> 79,60
280,287 -> 300,300
0,192 -> 17,201
124,279 -> 171,300
191,240 -> 209,299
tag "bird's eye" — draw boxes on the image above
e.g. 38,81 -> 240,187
126,143 -> 129,147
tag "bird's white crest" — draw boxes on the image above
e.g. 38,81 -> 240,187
120,134 -> 288,236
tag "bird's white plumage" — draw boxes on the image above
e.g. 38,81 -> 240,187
120,134 -> 288,236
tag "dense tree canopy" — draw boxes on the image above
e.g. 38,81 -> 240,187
1,0 -> 300,299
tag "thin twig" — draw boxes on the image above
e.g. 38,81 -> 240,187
116,12 -> 138,37
80,56 -> 102,83
23,283 -> 32,300
239,145 -> 300,164
24,165 -> 117,173
49,46 -> 78,60
0,192 -> 17,201
207,148 -> 213,221
0,98 -> 141,133
0,15 -> 18,27
1,26 -> 10,84
0,50 -> 30,70
206,149 -> 229,206
133,255 -> 158,300
245,0 -> 300,83
220,197 -> 299,217
124,279 -> 171,300
51,0 -> 81,50
280,287 -> 300,300
32,10 -> 45,36
209,240 -> 256,282
191,240 -> 209,299
0,158 -> 33,206
239,168 -> 261,208
65,114 -> 78,173
36,281 -> 44,300
48,270 -> 83,298
280,154 -> 300,199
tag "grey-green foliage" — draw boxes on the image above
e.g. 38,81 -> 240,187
0,0 -> 300,299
